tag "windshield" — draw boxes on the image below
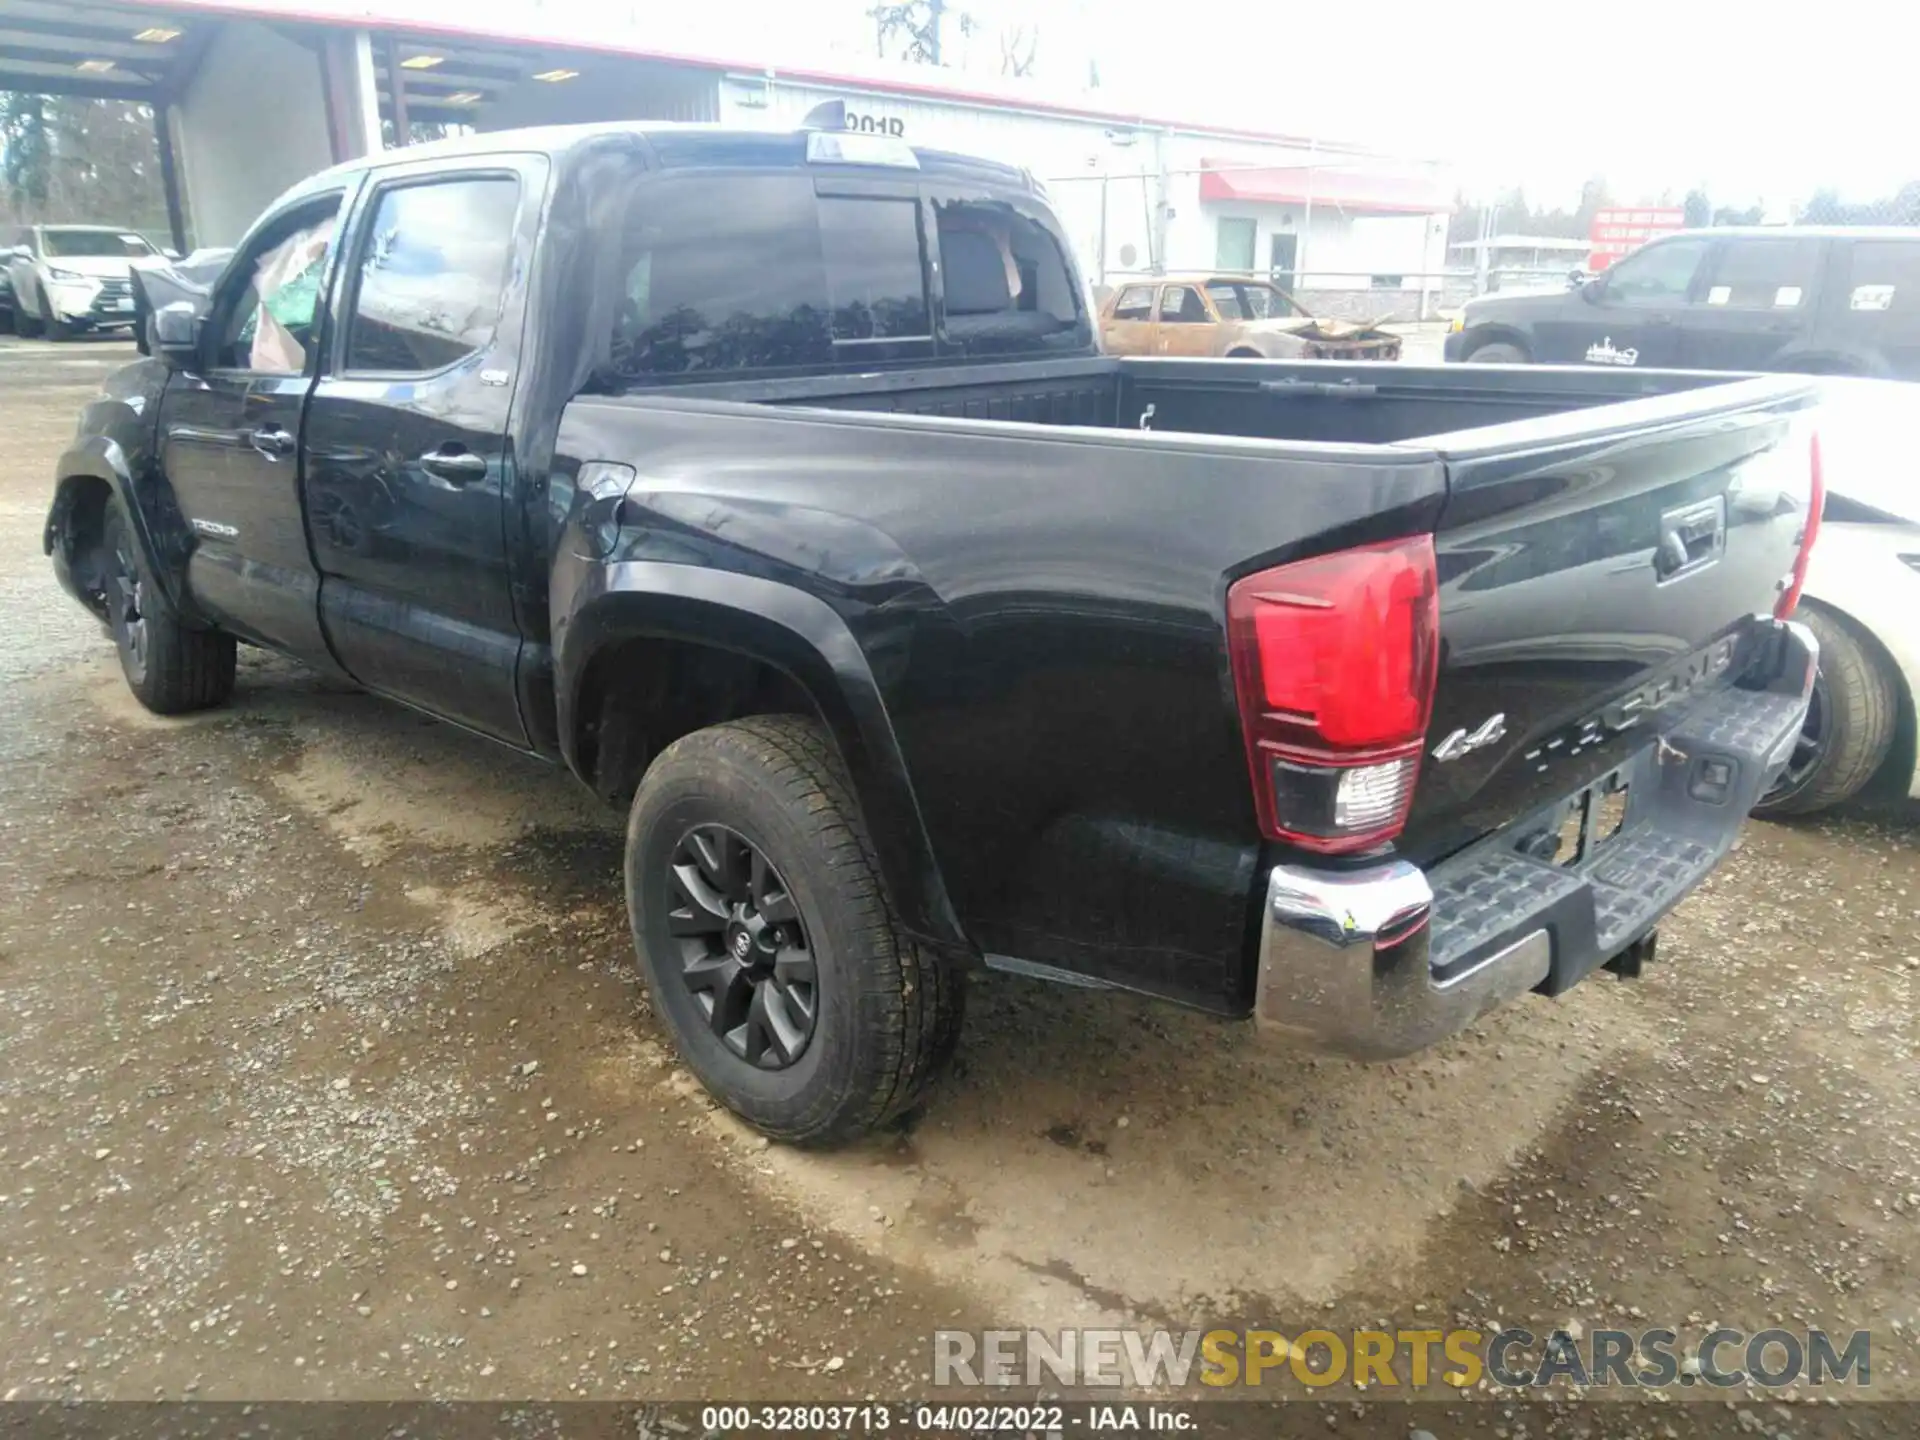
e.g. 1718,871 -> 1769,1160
42,229 -> 155,259
1205,280 -> 1305,321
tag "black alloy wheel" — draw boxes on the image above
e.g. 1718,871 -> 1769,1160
108,520 -> 151,687
1769,667 -> 1830,801
666,823 -> 818,1070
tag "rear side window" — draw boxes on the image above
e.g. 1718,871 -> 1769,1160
345,176 -> 520,374
1704,239 -> 1820,309
1843,240 -> 1920,314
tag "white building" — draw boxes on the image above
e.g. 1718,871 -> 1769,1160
0,0 -> 1452,310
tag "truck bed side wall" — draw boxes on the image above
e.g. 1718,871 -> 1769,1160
552,395 -> 1448,1010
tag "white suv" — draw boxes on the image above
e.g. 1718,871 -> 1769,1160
3,225 -> 158,340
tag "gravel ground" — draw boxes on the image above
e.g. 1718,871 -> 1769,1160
0,336 -> 1914,1428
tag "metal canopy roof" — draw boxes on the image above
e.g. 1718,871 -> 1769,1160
0,1 -> 204,101
0,0 -> 610,123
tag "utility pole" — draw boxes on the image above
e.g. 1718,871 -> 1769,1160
928,0 -> 945,63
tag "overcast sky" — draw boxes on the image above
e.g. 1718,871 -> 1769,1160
478,0 -> 1917,207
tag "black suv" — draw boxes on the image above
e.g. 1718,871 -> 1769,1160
1445,226 -> 1920,379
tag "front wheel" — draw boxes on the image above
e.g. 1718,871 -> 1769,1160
101,496 -> 237,713
1755,605 -> 1898,817
625,715 -> 964,1145
1466,340 -> 1528,363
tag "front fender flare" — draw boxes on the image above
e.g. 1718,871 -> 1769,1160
555,560 -> 969,953
49,436 -> 207,624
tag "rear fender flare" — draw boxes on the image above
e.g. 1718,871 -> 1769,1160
48,437 -> 205,624
556,561 -> 969,953
1772,346 -> 1889,378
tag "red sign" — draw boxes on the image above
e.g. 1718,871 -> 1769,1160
1587,207 -> 1686,271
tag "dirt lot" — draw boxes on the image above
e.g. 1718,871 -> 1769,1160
1,336 -> 1915,1425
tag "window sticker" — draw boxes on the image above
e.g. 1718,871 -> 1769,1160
1773,286 -> 1803,308
1851,284 -> 1895,312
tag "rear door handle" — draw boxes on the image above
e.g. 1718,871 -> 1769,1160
249,427 -> 295,458
418,447 -> 490,483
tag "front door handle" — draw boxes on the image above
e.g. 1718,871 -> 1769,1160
249,427 -> 295,458
418,447 -> 489,483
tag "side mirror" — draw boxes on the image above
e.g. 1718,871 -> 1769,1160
150,300 -> 202,367
1566,267 -> 1587,289
1579,276 -> 1606,303
161,247 -> 183,262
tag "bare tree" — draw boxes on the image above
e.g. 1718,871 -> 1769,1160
997,23 -> 1038,76
1,93 -> 169,234
868,0 -> 976,65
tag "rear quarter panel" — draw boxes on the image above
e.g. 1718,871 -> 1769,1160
554,395 -> 1446,1009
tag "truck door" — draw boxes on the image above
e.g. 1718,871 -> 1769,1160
1154,282 -> 1215,356
156,189 -> 350,673
1536,235 -> 1710,369
1679,236 -> 1823,372
302,157 -> 546,744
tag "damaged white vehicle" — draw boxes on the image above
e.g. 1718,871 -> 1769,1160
1757,379 -> 1920,815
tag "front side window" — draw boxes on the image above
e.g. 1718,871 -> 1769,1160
1704,239 -> 1821,308
213,196 -> 344,374
1603,238 -> 1709,307
42,229 -> 155,259
1111,285 -> 1155,321
345,176 -> 520,374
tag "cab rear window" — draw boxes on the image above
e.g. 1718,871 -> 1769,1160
602,175 -> 1085,384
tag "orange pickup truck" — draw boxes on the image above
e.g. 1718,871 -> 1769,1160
1098,274 -> 1402,361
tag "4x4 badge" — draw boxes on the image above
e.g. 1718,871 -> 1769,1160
1433,713 -> 1508,762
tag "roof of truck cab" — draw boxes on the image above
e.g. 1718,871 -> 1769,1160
291,122 -> 1034,200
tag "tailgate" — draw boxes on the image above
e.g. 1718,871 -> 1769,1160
1398,376 -> 1822,863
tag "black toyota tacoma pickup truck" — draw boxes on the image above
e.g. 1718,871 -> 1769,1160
47,124 -> 1822,1143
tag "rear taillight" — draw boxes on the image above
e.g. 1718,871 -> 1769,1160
1775,429 -> 1824,621
1227,535 -> 1440,854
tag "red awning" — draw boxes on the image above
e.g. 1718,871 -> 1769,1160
1200,159 -> 1450,214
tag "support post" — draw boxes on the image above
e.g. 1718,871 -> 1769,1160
386,34 -> 409,145
153,101 -> 188,254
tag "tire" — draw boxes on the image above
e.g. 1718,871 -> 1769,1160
625,715 -> 964,1145
1466,340 -> 1528,363
101,496 -> 237,714
44,306 -> 73,342
15,295 -> 42,339
1755,604 -> 1898,817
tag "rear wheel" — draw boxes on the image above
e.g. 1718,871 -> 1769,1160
101,496 -> 237,713
625,715 -> 964,1145
1466,340 -> 1528,363
1756,604 -> 1898,817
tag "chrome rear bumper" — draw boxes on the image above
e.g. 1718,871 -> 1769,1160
1255,620 -> 1817,1058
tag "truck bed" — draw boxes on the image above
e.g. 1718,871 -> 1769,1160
559,359 -> 1818,1009
625,355 -> 1738,444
